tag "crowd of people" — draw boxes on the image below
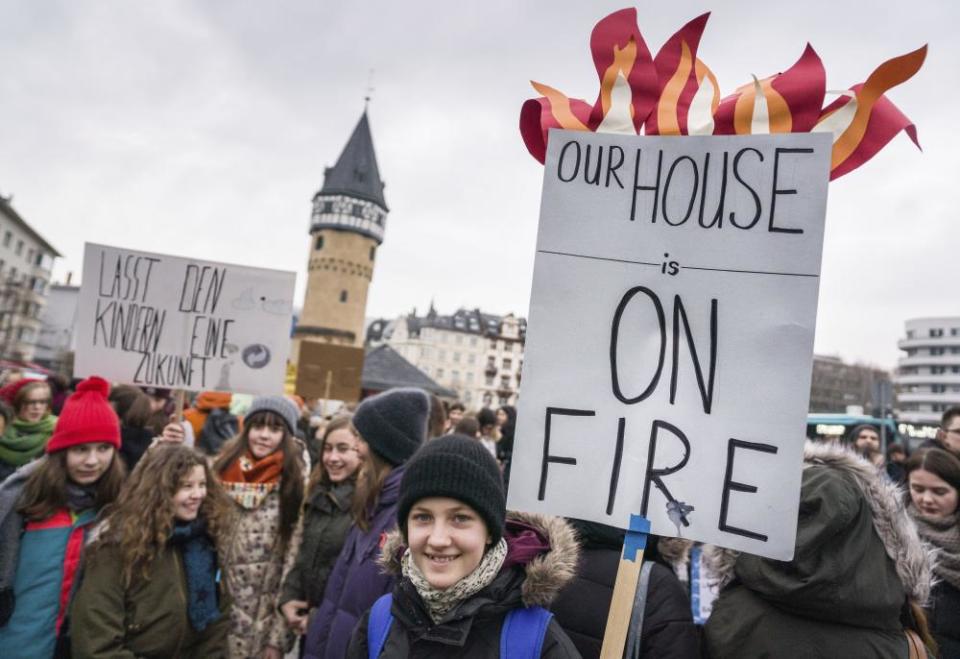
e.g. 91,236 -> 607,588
0,368 -> 957,658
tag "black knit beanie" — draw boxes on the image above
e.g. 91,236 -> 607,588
398,434 -> 506,544
353,388 -> 430,466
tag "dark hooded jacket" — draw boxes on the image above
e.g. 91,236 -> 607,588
346,512 -> 581,658
279,480 -> 355,609
551,521 -> 699,659
703,442 -> 935,659
305,467 -> 405,659
70,540 -> 230,658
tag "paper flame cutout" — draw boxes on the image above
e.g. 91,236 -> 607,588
520,8 -> 926,180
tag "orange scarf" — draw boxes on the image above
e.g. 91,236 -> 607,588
220,449 -> 284,509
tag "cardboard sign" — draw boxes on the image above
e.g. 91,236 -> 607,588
507,130 -> 831,560
75,243 -> 296,396
295,341 -> 364,403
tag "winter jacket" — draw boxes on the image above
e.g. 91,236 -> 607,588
346,512 -> 582,658
0,461 -> 97,659
925,579 -> 960,659
552,521 -> 698,659
223,486 -> 303,658
70,541 -> 230,658
703,441 -> 935,659
279,480 -> 355,609
0,459 -> 15,483
305,466 -> 405,659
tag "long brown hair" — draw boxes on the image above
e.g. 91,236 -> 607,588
905,447 -> 960,492
17,449 -> 126,521
350,448 -> 392,531
213,411 -> 305,549
307,414 -> 355,495
108,385 -> 153,430
90,444 -> 234,586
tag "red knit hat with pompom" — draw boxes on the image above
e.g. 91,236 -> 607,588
46,376 -> 121,453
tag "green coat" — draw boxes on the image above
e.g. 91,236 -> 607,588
704,443 -> 934,659
70,542 -> 230,658
279,480 -> 354,608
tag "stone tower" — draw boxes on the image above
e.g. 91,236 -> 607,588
293,111 -> 387,357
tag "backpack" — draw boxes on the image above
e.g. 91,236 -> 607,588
197,408 -> 238,455
367,593 -> 553,659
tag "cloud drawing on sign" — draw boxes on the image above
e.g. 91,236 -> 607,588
261,297 -> 291,316
519,8 -> 925,179
231,287 -> 256,311
242,344 -> 271,369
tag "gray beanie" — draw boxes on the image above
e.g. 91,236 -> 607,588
245,396 -> 299,435
353,388 -> 429,466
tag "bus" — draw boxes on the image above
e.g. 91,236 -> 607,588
805,413 -> 903,452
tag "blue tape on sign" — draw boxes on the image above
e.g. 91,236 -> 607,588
622,515 -> 651,562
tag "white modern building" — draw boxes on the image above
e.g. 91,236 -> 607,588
367,305 -> 525,408
0,195 -> 59,362
895,317 -> 960,424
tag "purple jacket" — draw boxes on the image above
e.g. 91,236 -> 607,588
304,466 -> 404,659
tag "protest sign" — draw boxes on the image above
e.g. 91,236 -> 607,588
295,341 -> 364,403
74,243 -> 296,397
507,129 -> 831,560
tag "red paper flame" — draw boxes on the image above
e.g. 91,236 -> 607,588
519,8 -> 924,180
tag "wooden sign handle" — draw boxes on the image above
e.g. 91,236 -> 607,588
320,370 -> 333,418
173,389 -> 185,424
600,515 -> 651,659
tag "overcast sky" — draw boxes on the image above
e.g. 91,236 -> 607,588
1,1 -> 955,370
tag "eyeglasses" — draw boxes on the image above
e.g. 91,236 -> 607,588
24,399 -> 50,407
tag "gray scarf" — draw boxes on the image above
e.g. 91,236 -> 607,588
908,506 -> 960,590
401,538 -> 508,623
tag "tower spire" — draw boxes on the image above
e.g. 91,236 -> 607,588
364,69 -> 375,111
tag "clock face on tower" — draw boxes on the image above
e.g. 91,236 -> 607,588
310,194 -> 386,243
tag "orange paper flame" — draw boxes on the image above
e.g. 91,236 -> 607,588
519,10 -> 924,180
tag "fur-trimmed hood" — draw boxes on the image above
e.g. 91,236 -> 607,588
706,441 -> 935,609
378,510 -> 579,607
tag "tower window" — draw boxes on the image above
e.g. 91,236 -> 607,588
315,235 -> 324,251
323,201 -> 333,213
369,246 -> 376,261
352,204 -> 363,217
339,290 -> 348,303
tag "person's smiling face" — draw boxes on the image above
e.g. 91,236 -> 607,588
407,497 -> 491,590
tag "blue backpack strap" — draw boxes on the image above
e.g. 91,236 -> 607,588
500,605 -> 554,659
367,594 -> 394,659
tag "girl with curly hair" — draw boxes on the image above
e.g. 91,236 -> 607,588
214,396 -> 307,659
0,376 -> 125,658
71,443 -> 233,657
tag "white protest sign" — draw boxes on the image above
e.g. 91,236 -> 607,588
75,243 -> 296,396
507,130 -> 831,560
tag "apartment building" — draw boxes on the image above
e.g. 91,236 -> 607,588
367,305 -> 525,408
895,317 -> 960,424
0,195 -> 59,362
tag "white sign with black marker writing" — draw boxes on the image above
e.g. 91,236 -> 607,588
508,130 -> 831,560
75,243 -> 296,396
